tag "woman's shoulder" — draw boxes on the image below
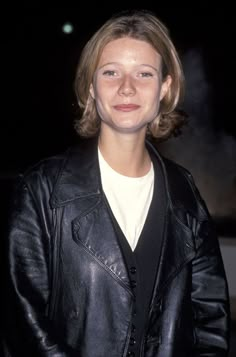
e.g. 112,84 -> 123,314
161,155 -> 211,221
12,148 -> 72,200
24,152 -> 67,180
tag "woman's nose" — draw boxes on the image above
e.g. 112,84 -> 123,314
118,75 -> 136,96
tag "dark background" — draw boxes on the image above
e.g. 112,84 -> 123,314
2,4 -> 236,233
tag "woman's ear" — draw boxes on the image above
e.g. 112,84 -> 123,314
160,75 -> 172,100
89,83 -> 95,99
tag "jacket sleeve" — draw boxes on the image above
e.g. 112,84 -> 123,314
3,175 -> 72,357
191,213 -> 231,356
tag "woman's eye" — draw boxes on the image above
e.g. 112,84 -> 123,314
139,72 -> 153,78
103,70 -> 117,76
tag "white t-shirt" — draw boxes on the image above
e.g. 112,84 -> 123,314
98,148 -> 154,251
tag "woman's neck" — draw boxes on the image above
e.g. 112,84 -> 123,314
98,128 -> 151,177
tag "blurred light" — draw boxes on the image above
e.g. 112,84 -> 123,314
62,22 -> 74,34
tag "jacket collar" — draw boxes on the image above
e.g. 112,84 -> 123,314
51,137 -> 204,221
50,137 -> 101,207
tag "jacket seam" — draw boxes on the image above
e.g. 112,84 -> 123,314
77,240 -> 133,295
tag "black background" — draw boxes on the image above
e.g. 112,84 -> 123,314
2,4 -> 236,236
3,4 -> 236,171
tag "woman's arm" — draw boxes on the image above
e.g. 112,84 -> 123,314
191,219 -> 231,356
3,176 -> 69,356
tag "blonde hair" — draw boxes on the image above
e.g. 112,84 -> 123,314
74,9 -> 187,140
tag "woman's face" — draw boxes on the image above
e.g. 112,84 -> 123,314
90,37 -> 171,135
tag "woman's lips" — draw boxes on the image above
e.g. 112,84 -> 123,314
113,104 -> 140,112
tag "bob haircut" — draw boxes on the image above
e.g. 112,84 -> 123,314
74,9 -> 187,140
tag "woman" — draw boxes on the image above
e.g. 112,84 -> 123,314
3,9 -> 230,357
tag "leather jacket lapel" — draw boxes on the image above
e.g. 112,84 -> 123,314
151,207 -> 196,305
50,138 -> 131,292
72,198 -> 131,292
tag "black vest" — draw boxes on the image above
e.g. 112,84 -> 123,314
103,152 -> 167,357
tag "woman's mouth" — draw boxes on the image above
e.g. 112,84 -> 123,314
113,104 -> 140,112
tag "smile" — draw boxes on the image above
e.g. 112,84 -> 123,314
113,104 -> 140,112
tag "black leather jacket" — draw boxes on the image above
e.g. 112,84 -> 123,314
3,139 -> 230,356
